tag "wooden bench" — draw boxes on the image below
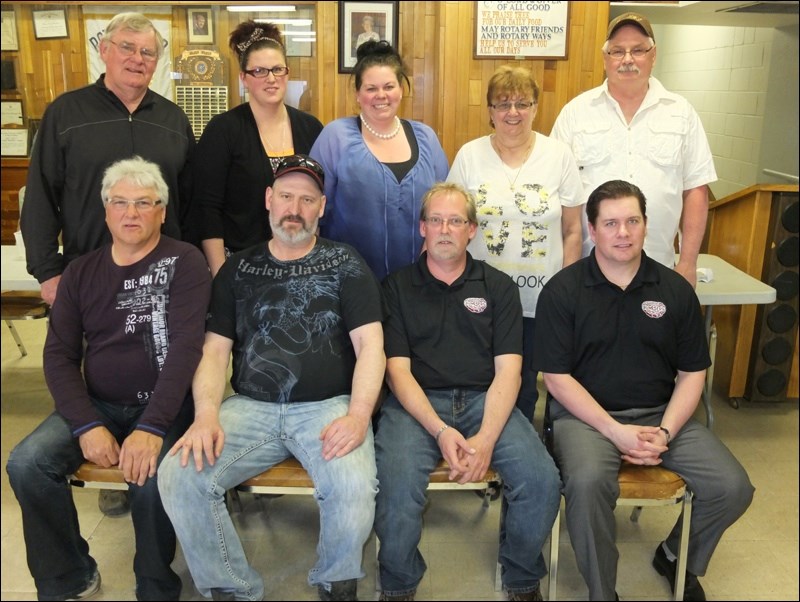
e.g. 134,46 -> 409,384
69,457 -> 505,591
69,457 -> 502,504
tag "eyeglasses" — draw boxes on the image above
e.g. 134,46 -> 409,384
243,66 -> 290,78
489,100 -> 536,112
424,216 -> 470,229
105,198 -> 163,212
107,39 -> 159,62
605,46 -> 655,60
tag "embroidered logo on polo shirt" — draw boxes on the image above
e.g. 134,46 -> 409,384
464,297 -> 488,313
641,300 -> 666,318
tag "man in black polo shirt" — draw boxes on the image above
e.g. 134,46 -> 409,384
374,182 -> 561,602
533,180 -> 754,601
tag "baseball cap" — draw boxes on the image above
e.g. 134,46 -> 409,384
606,12 -> 655,42
273,154 -> 325,192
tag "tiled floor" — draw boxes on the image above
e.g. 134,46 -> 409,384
1,319 -> 798,601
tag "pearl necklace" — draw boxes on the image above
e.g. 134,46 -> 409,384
360,114 -> 401,140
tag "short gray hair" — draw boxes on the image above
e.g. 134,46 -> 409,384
104,12 -> 164,60
101,156 -> 169,206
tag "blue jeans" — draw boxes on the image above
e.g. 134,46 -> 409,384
5,398 -> 191,601
374,390 -> 561,596
158,395 -> 377,601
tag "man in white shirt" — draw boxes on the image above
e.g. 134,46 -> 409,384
551,12 -> 717,288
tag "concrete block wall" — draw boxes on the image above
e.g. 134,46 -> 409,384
652,24 -> 774,199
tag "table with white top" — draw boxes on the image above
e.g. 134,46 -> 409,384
691,254 -> 776,427
1,244 -> 39,291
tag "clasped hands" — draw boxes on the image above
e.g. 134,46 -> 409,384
437,427 -> 492,485
615,423 -> 669,465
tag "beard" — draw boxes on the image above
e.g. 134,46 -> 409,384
270,214 -> 317,245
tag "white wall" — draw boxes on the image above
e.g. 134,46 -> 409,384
651,23 -> 791,199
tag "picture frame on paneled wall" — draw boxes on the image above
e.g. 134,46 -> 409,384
338,1 -> 398,74
1,100 -> 24,127
32,9 -> 69,40
1,9 -> 19,51
474,0 -> 570,60
188,7 -> 214,45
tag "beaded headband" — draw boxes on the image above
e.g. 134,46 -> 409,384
236,28 -> 270,53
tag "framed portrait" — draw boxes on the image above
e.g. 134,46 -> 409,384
338,1 -> 398,74
187,7 -> 214,45
32,9 -> 69,40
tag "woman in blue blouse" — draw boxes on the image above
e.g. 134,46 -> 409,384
310,41 -> 448,281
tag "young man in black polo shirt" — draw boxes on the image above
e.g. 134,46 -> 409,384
374,182 -> 561,602
533,179 -> 754,601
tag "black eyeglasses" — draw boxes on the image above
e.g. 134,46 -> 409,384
243,66 -> 289,78
275,155 -> 326,187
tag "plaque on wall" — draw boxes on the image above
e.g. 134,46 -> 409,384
175,48 -> 226,86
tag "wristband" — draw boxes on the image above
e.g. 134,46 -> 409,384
434,424 -> 449,441
659,426 -> 671,444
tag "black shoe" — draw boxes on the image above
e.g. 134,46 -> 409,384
378,592 -> 416,601
65,569 -> 101,600
505,583 -> 543,601
98,489 -> 130,517
318,579 -> 358,601
652,543 -> 706,601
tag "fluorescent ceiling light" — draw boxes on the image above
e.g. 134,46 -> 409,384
254,18 -> 313,26
227,5 -> 296,12
282,30 -> 316,37
292,37 -> 316,43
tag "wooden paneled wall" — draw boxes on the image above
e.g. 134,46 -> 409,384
3,1 -> 608,160
1,1 -> 609,242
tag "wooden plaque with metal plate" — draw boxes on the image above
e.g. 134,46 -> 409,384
174,48 -> 228,139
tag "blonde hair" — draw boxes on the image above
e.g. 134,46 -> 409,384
419,182 -> 477,225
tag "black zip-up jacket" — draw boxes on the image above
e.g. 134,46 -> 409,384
21,75 -> 197,284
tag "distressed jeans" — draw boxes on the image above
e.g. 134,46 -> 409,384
158,395 -> 377,601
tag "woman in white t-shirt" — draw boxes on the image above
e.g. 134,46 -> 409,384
448,65 -> 584,422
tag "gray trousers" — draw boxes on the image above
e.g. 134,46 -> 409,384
551,402 -> 754,601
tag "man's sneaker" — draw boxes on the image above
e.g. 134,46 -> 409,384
652,543 -> 707,601
378,591 -> 416,601
318,578 -> 358,601
505,583 -> 543,601
98,489 -> 130,517
66,570 -> 101,600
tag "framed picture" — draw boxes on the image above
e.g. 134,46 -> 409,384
1,9 -> 19,51
187,7 -> 214,45
338,1 -> 398,74
1,100 -> 23,127
473,1 -> 570,60
1,127 -> 29,157
32,9 -> 69,40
